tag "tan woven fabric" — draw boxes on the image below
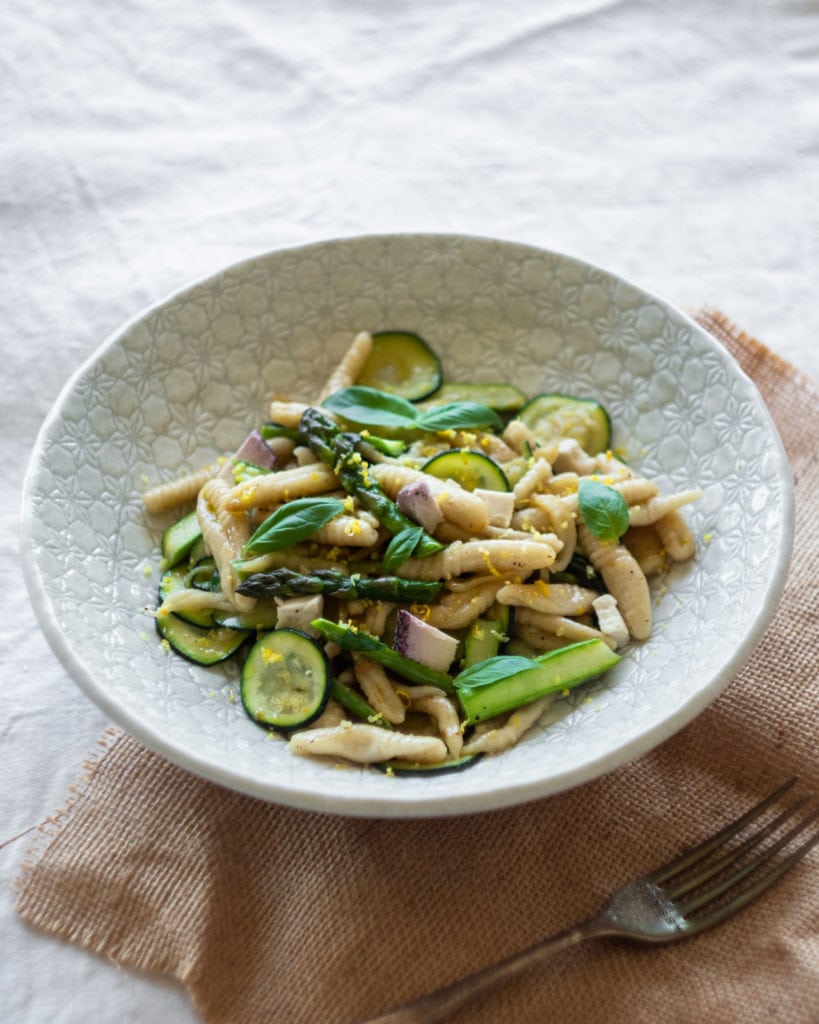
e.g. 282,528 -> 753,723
15,311 -> 819,1024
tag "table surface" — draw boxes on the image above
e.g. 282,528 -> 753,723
2,2 -> 817,1022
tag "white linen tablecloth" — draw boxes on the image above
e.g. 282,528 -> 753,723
2,2 -> 817,1021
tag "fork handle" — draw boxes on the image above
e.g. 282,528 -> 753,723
358,915 -> 610,1024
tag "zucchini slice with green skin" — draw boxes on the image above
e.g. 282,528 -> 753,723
456,639 -> 620,724
155,612 -> 249,665
159,565 -> 214,628
211,600 -> 280,631
355,331 -> 442,401
186,557 -> 220,592
241,629 -> 331,730
420,382 -> 526,413
518,393 -> 612,455
161,509 -> 202,568
422,450 -> 510,493
375,753 -> 483,776
463,617 -> 506,669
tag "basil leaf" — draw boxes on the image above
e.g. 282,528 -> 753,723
322,386 -> 419,429
578,479 -> 629,541
415,401 -> 503,433
453,655 -> 535,691
383,525 -> 424,572
244,497 -> 345,554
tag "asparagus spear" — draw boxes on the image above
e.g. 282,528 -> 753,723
330,679 -> 393,729
236,567 -> 441,604
298,408 -> 443,559
311,618 -> 455,693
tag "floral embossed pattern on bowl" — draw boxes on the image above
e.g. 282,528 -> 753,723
21,235 -> 793,817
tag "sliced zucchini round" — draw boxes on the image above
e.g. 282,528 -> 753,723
159,565 -> 214,628
420,382 -> 526,413
186,557 -> 220,592
155,612 -> 249,665
211,600 -> 279,631
355,331 -> 442,401
422,450 -> 510,492
518,393 -> 611,455
375,753 -> 483,776
161,509 -> 203,568
241,629 -> 331,730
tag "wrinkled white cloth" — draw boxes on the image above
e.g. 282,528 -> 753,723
1,1 -> 817,1021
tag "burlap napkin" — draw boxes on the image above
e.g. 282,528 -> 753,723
15,311 -> 819,1024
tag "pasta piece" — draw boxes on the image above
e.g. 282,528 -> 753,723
627,489 -> 702,527
552,439 -> 598,475
158,588 -> 236,617
593,450 -> 635,478
513,606 -> 611,646
577,522 -> 651,640
396,539 -> 557,581
289,723 -> 447,764
264,436 -> 297,464
268,400 -> 310,428
411,694 -> 463,758
352,655 -> 407,725
369,463 -> 490,533
622,525 -> 668,576
501,419 -> 538,453
532,493 -> 576,572
304,699 -> 347,730
236,547 -> 353,576
654,508 -> 697,561
293,446 -> 320,466
143,461 -> 222,514
496,580 -> 600,616
608,477 -> 659,505
512,458 -> 553,504
462,696 -> 553,756
310,513 -> 380,548
362,601 -> 395,638
544,472 -> 580,496
227,463 -> 339,511
197,477 -> 255,611
316,330 -> 373,402
424,578 -> 505,629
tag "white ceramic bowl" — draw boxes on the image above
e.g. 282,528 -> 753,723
21,234 -> 793,817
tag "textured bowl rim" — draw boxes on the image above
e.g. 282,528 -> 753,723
20,232 -> 795,817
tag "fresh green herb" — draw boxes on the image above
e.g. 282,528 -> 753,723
243,497 -> 345,554
452,655 -> 535,691
383,526 -> 424,572
322,387 -> 420,429
322,386 -> 502,433
577,479 -> 629,541
415,401 -> 503,433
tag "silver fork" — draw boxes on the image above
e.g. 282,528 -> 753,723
359,777 -> 819,1024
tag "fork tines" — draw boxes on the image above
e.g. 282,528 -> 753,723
648,778 -> 819,930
